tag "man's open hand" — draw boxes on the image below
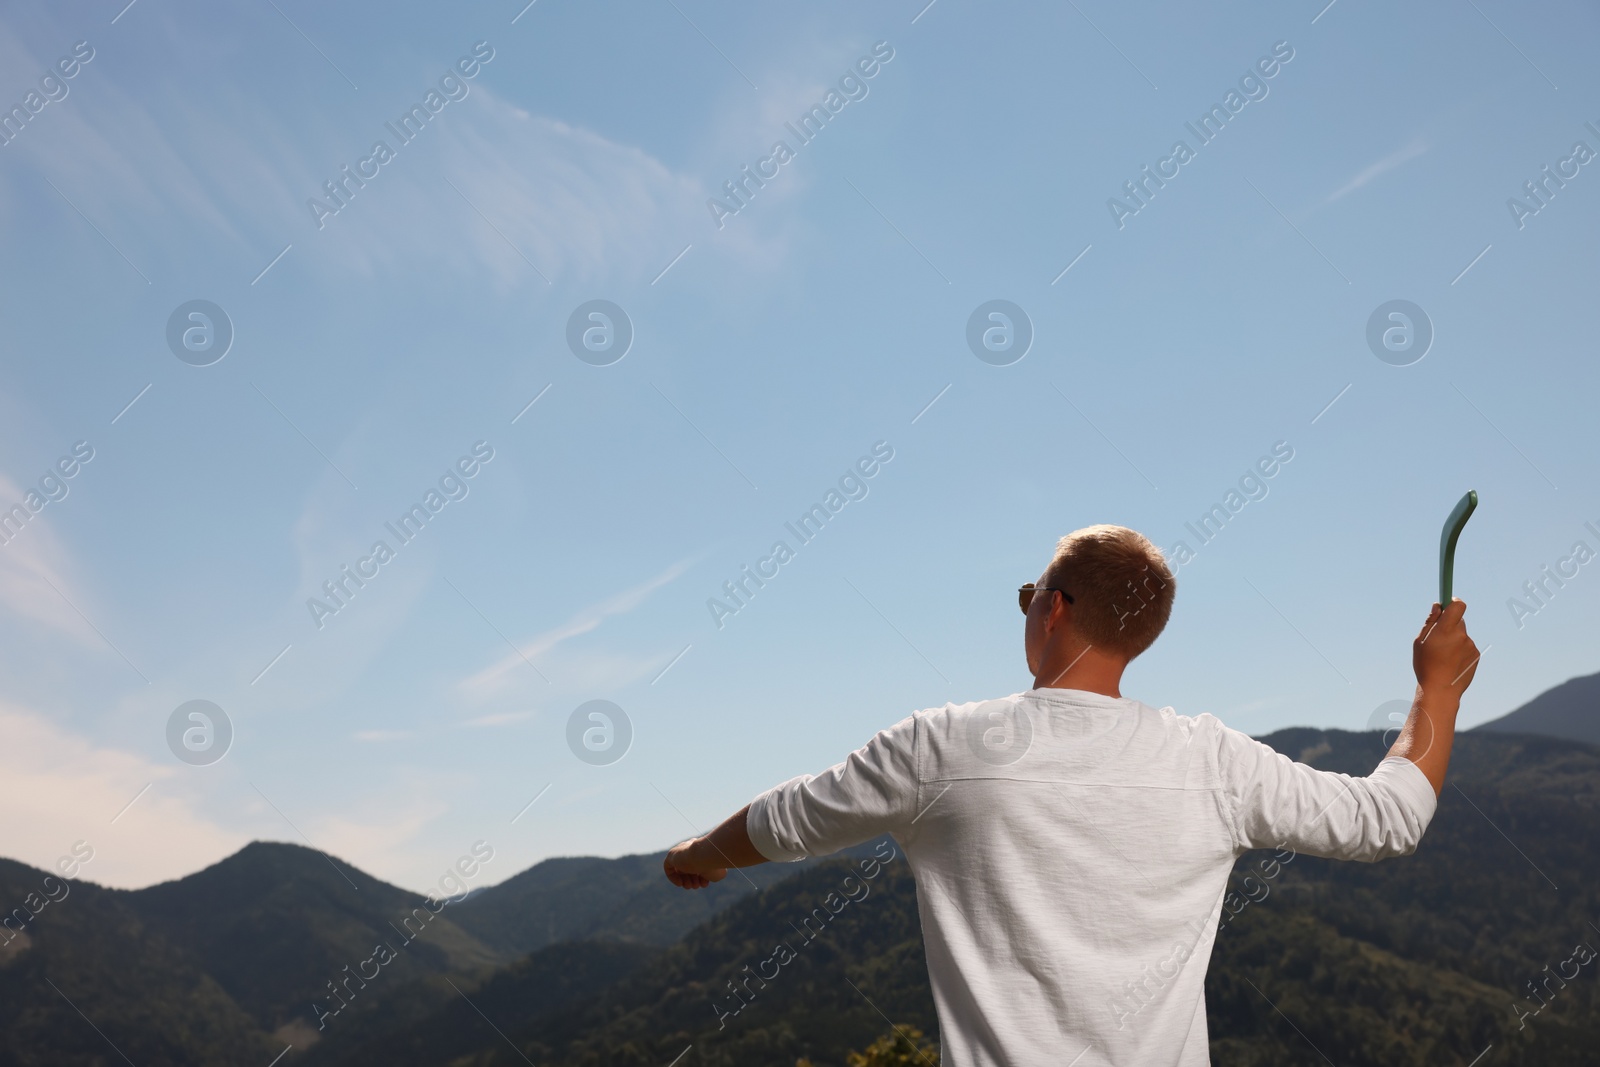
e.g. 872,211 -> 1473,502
1414,598 -> 1479,699
663,838 -> 728,890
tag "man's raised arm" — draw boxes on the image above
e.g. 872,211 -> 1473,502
1389,598 -> 1480,795
1218,599 -> 1479,862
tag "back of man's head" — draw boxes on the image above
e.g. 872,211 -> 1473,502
1047,525 -> 1175,660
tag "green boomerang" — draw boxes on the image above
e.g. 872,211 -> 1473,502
1439,490 -> 1478,607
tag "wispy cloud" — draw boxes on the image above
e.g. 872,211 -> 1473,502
0,699 -> 245,888
459,711 -> 533,728
255,781 -> 453,887
1325,139 -> 1429,203
1,48 -> 719,291
537,646 -> 686,695
458,556 -> 695,697
1228,697 -> 1275,716
0,472 -> 115,652
353,729 -> 414,742
0,7 -> 861,297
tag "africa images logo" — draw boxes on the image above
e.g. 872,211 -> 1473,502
1106,40 -> 1295,229
706,42 -> 895,229
306,41 -> 495,230
707,441 -> 894,629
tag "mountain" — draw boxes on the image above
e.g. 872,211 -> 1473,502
300,940 -> 661,1066
1474,670 -> 1600,746
323,842 -> 931,1067
119,839 -> 518,1058
3,719 -> 1598,1065
0,856 -> 279,1067
322,729 -> 1600,1067
451,841 -> 878,957
451,851 -> 794,955
0,838 -> 846,1065
294,840 -> 886,1066
0,840 -> 528,1065
1206,727 -> 1600,1065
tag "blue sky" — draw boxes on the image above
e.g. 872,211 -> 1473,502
1,0 -> 1596,892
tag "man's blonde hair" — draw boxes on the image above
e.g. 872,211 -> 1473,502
1045,525 -> 1175,660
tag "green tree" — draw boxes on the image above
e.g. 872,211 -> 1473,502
841,1025 -> 940,1067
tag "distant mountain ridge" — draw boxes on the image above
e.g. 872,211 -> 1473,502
1474,669 -> 1600,746
3,668 -> 1598,1065
124,840 -> 508,1049
0,856 -> 281,1066
449,847 -> 812,956
0,834 -> 871,1064
315,728 -> 1600,1067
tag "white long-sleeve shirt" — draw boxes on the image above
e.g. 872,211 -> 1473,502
746,688 -> 1437,1067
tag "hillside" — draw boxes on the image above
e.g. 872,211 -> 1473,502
450,847 -> 817,955
1474,669 -> 1600,746
0,839 -> 842,1065
327,729 -> 1600,1067
1208,727 -> 1600,1065
2,720 -> 1596,1065
126,840 -> 507,1044
301,940 -> 661,1066
325,843 -> 932,1067
0,857 -> 278,1066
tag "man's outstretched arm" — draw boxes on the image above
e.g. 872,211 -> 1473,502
1388,598 -> 1479,796
663,805 -> 768,890
662,714 -> 922,890
1219,599 -> 1478,861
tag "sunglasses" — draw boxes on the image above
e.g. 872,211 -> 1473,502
1018,582 -> 1075,615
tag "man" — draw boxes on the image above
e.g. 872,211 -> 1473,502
663,525 -> 1479,1065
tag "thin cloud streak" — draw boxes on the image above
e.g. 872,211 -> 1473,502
1325,140 -> 1429,203
458,556 -> 696,696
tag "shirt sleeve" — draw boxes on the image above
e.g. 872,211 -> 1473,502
746,713 -> 921,862
1214,723 -> 1437,862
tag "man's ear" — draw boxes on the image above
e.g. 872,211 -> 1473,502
1046,590 -> 1072,631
